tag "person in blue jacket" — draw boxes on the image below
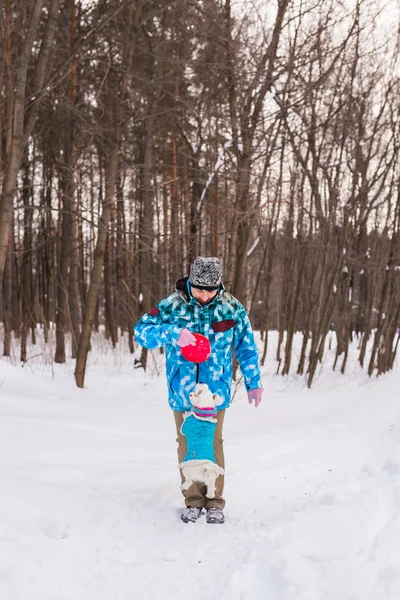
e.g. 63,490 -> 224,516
134,256 -> 263,524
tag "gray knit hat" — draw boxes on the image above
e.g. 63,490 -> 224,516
189,257 -> 222,289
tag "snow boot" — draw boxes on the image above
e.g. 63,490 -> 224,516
181,506 -> 203,523
206,507 -> 225,524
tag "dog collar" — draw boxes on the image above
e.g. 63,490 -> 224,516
192,406 -> 217,418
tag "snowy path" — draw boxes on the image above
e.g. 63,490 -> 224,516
1,359 -> 400,600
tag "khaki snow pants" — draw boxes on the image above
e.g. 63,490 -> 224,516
173,410 -> 225,509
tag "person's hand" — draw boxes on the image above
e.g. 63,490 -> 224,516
247,388 -> 263,408
177,328 -> 196,347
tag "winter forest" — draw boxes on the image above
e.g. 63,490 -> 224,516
1,0 -> 400,388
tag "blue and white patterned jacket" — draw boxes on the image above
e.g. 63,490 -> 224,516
134,277 -> 262,411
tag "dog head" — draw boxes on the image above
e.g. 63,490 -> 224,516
189,383 -> 223,409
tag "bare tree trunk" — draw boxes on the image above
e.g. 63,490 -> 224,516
282,241 -> 306,375
20,158 -> 33,362
68,0 -> 81,358
75,4 -> 136,387
136,106 -> 156,371
0,0 -> 59,309
55,156 -> 73,363
44,162 -> 55,336
2,236 -> 13,356
75,141 -> 119,387
104,231 -> 118,347
69,204 -> 81,357
227,0 -> 290,305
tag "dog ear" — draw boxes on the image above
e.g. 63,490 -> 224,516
189,392 -> 195,403
213,393 -> 223,406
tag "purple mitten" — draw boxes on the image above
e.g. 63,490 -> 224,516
247,388 -> 263,408
177,328 -> 196,347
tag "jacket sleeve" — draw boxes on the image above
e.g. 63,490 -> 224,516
133,297 -> 181,349
233,303 -> 263,391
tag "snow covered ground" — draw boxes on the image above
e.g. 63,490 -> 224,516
1,331 -> 399,600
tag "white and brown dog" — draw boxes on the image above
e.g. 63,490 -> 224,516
179,383 -> 225,498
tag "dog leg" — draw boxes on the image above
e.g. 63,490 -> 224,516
204,470 -> 216,499
181,474 -> 192,491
